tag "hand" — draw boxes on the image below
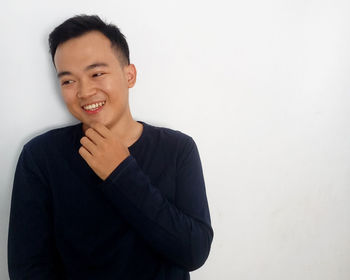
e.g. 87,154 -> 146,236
78,121 -> 131,181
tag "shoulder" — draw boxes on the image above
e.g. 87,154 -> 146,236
144,121 -> 195,146
17,123 -> 81,180
142,121 -> 197,160
23,122 -> 81,155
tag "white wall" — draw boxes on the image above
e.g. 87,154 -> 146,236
1,0 -> 350,279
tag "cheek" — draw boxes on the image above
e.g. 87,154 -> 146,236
61,88 -> 76,104
99,75 -> 128,93
97,78 -> 114,92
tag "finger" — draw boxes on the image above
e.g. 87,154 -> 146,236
79,145 -> 93,160
80,136 -> 98,155
79,146 -> 96,169
89,121 -> 111,138
85,127 -> 104,145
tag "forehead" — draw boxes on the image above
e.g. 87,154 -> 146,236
54,31 -> 117,71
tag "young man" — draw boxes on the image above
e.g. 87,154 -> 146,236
8,15 -> 213,280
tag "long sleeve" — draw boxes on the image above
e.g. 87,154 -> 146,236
98,136 -> 214,271
8,145 -> 63,279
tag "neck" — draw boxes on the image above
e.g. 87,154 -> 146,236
82,115 -> 142,148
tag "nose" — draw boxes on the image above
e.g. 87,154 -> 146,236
77,79 -> 96,98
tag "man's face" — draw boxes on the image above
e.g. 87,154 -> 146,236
54,31 -> 136,130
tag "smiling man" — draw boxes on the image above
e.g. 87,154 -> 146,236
54,29 -> 142,180
8,15 -> 213,280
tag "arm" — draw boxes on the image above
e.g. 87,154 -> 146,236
8,145 -> 63,279
98,136 -> 214,271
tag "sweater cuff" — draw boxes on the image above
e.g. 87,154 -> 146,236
101,155 -> 136,186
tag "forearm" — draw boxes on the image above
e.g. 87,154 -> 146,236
8,146 -> 63,279
98,155 -> 213,271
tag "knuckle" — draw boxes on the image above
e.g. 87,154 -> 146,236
85,128 -> 92,135
80,137 -> 86,144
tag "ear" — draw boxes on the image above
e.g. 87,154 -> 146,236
124,64 -> 137,88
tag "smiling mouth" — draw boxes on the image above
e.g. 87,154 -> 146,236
82,101 -> 106,111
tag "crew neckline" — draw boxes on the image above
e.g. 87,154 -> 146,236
76,120 -> 146,151
128,120 -> 146,150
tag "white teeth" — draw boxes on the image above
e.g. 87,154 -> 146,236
83,101 -> 105,111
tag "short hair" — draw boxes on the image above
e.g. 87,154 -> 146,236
48,14 -> 130,67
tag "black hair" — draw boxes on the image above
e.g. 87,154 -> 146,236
48,14 -> 130,67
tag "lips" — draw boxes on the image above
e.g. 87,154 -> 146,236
81,101 -> 106,115
82,101 -> 106,111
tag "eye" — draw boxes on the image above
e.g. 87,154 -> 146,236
61,80 -> 74,86
93,72 -> 104,77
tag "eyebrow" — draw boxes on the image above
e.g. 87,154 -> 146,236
57,62 -> 109,78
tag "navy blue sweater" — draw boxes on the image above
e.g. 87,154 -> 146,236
8,121 -> 213,279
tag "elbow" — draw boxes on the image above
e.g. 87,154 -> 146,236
190,225 -> 214,271
180,224 -> 214,271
